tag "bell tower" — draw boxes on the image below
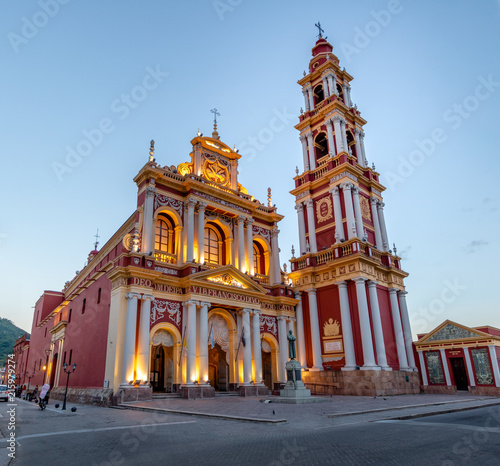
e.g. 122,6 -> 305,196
289,31 -> 418,393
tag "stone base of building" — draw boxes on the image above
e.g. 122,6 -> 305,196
422,385 -> 500,396
303,369 -> 421,396
239,385 -> 270,397
179,385 -> 215,399
114,385 -> 153,404
49,387 -> 116,407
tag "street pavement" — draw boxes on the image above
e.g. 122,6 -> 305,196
0,394 -> 499,465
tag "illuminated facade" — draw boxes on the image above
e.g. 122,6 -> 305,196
289,37 -> 420,395
27,129 -> 296,402
415,320 -> 500,396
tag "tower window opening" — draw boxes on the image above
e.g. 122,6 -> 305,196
346,131 -> 357,159
336,83 -> 344,103
313,84 -> 325,107
314,133 -> 329,162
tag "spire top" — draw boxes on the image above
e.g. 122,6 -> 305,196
93,229 -> 100,250
149,140 -> 155,162
210,108 -> 221,139
267,187 -> 272,207
315,21 -> 325,39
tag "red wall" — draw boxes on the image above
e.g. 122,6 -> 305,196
377,287 -> 399,369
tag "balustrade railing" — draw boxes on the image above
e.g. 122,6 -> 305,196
154,251 -> 177,264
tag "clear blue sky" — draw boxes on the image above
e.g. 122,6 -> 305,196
1,0 -> 499,337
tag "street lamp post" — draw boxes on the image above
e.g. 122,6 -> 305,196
26,371 -> 34,390
62,363 -> 76,411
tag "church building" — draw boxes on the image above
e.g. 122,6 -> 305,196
24,31 -> 422,403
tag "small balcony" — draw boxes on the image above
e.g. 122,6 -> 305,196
154,251 -> 177,264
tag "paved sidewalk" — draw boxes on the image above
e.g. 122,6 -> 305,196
118,393 -> 500,425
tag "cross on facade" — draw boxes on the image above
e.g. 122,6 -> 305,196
315,21 -> 324,39
210,108 -> 220,126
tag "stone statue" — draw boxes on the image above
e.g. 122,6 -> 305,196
287,330 -> 296,360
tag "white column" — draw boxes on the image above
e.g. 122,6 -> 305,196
237,215 -> 246,272
340,118 -> 349,155
252,310 -> 263,383
302,89 -> 310,112
337,281 -> 357,370
197,202 -> 206,264
198,301 -> 210,385
354,278 -> 379,370
277,316 -> 288,381
488,345 -> 500,387
440,349 -> 452,386
306,289 -> 323,371
327,73 -> 336,96
121,292 -> 140,386
418,351 -> 429,386
377,201 -> 390,251
360,132 -> 367,165
388,289 -> 410,370
326,119 -> 335,156
322,75 -> 330,98
333,116 -> 343,154
370,198 -> 384,250
241,309 -> 253,384
354,128 -> 365,166
136,294 -> 153,383
463,347 -> 475,388
398,291 -> 417,370
185,300 -> 198,385
186,199 -> 196,262
271,228 -> 281,285
246,218 -> 254,276
300,135 -> 309,171
305,199 -> 317,253
295,203 -> 307,255
341,183 -> 356,240
307,87 -> 314,111
142,186 -> 155,254
351,186 -> 364,239
343,83 -> 352,107
306,131 -> 316,170
367,281 -> 390,370
294,292 -> 306,368
330,186 -> 345,242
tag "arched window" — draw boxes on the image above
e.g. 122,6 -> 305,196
336,83 -> 344,103
253,240 -> 268,278
155,214 -> 175,254
314,132 -> 329,162
204,226 -> 220,264
313,84 -> 324,107
346,131 -> 357,159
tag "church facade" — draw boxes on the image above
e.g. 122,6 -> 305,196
23,34 -> 422,403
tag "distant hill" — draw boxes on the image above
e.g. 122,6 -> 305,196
0,318 -> 29,365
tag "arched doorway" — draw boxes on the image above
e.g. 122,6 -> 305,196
261,339 -> 273,391
207,310 -> 236,391
49,353 -> 58,387
150,329 -> 175,392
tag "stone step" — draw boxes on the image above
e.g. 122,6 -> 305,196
152,393 -> 182,399
214,392 -> 240,397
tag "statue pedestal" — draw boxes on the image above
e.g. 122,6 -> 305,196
277,360 -> 327,404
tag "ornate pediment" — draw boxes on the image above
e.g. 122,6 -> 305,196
423,321 -> 486,342
207,273 -> 246,289
191,265 -> 267,294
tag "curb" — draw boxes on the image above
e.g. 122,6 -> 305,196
115,404 -> 288,424
328,399 -> 500,418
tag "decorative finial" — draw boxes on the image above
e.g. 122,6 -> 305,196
295,166 -> 299,175
315,21 -> 324,39
197,129 -> 202,137
362,228 -> 368,242
291,245 -> 295,258
303,70 -> 306,77
393,243 -> 397,254
300,107 -> 304,115
306,239 -> 310,253
132,224 -> 140,253
267,187 -> 272,207
334,231 -> 340,244
352,223 -> 357,236
93,229 -> 100,250
149,140 -> 155,163
372,162 -> 376,171
210,108 -> 221,139
283,263 -> 288,274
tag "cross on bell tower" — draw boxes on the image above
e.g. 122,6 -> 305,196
210,108 -> 221,139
